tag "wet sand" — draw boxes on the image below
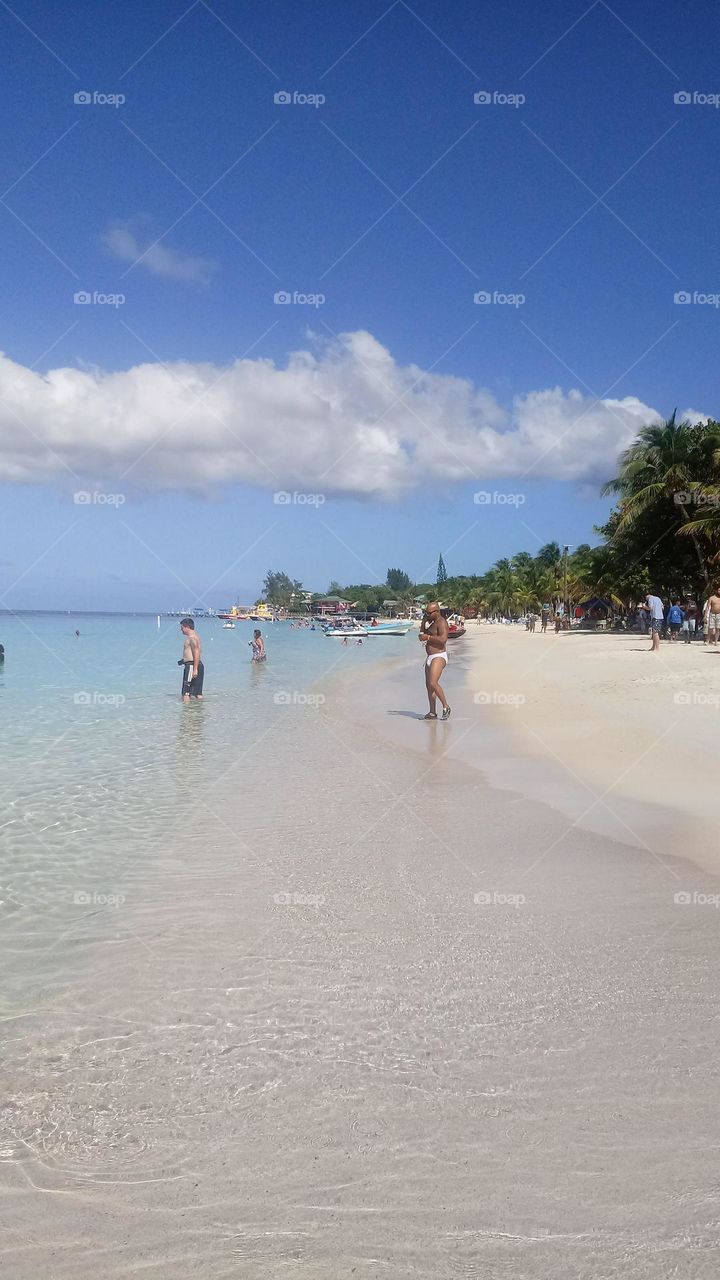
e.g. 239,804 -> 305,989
2,643 -> 719,1278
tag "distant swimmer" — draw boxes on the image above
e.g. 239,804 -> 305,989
250,629 -> 267,662
419,601 -> 450,720
179,617 -> 204,700
75,629 -> 80,638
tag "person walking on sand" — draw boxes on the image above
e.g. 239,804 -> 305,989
250,629 -> 267,662
540,602 -> 551,632
419,601 -> 450,720
667,600 -> 684,641
646,592 -> 664,653
179,618 -> 204,701
682,598 -> 699,643
705,585 -> 720,645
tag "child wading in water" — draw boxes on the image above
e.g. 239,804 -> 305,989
250,629 -> 267,662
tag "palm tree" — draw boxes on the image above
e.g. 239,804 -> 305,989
602,412 -> 720,589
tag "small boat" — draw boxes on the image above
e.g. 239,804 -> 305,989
363,624 -> 410,636
222,621 -> 236,629
218,605 -> 250,621
446,613 -> 466,640
323,622 -> 410,638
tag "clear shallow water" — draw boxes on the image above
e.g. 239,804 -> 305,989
0,613 -> 395,1010
3,618 -> 720,1279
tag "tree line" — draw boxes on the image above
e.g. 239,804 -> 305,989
261,414 -> 720,615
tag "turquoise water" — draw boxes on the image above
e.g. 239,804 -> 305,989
0,613 -> 400,1011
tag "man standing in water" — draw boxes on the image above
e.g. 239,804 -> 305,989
179,618 -> 204,701
419,601 -> 450,720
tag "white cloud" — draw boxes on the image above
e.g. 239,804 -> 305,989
0,330 -> 668,496
102,224 -> 216,284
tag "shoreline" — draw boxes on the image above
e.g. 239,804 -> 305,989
4,629 -> 720,1276
328,627 -> 720,878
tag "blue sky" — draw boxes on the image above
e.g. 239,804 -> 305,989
1,0 -> 718,609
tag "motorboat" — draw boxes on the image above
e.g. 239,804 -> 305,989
323,621 -> 410,637
446,613 -> 466,640
222,621 -> 236,629
218,605 -> 250,621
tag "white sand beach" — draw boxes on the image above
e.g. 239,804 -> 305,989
2,633 -> 720,1278
1,632 -> 717,1280
457,624 -> 720,873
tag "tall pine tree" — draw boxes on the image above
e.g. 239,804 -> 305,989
437,553 -> 447,585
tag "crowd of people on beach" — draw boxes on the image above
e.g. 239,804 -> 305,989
514,588 -> 720,650
642,589 -> 720,651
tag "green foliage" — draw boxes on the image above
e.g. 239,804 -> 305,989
301,415 -> 720,615
262,570 -> 304,607
386,568 -> 412,592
